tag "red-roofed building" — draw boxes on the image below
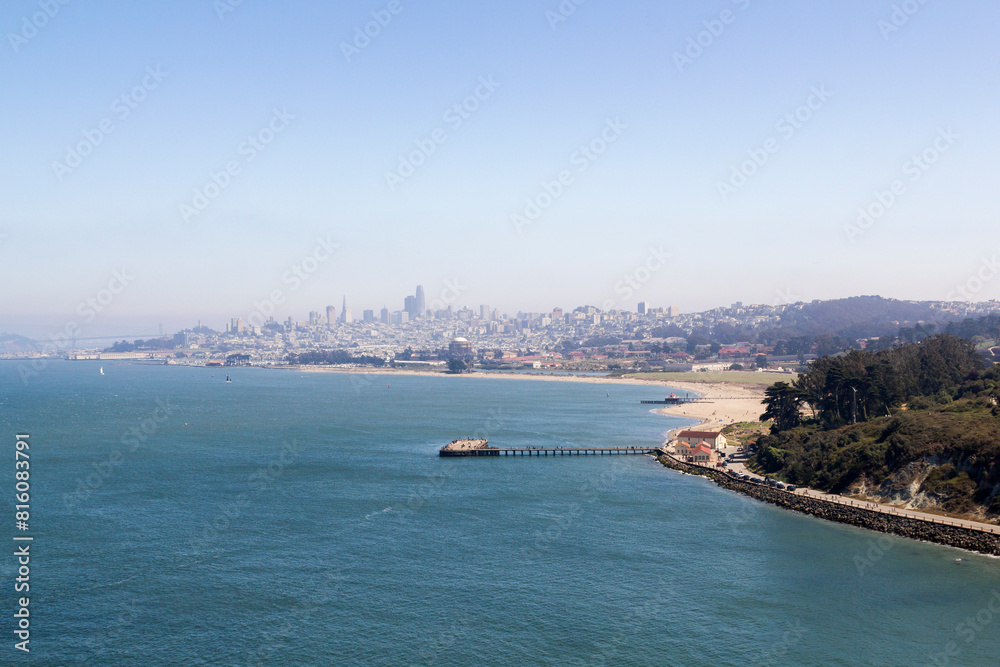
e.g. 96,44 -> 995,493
691,443 -> 716,463
674,430 -> 727,450
675,441 -> 718,463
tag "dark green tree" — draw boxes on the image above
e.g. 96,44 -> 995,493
760,381 -> 803,432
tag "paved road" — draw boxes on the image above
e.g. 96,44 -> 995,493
690,448 -> 1000,536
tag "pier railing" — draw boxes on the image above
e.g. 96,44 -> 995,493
440,446 -> 656,458
659,449 -> 1000,536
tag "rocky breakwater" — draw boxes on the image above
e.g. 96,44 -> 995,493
656,452 -> 1000,557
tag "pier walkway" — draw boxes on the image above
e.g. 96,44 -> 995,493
440,446 -> 656,457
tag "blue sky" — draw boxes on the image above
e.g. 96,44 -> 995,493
2,0 -> 999,337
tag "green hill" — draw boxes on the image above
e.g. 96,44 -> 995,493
752,337 -> 1000,520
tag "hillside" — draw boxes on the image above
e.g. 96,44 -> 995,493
752,339 -> 1000,520
0,332 -> 36,354
768,295 -> 955,340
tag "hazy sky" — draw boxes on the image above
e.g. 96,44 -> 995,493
2,0 -> 999,337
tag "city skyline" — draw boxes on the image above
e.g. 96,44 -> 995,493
3,1 -> 1000,337
8,287 -> 998,344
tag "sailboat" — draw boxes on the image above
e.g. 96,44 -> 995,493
225,374 -> 232,383
100,367 -> 104,375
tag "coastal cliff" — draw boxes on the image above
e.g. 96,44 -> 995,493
657,454 -> 1000,557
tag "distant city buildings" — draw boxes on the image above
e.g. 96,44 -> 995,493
404,285 -> 426,320
340,296 -> 352,324
415,285 -> 425,316
82,294 -> 1000,373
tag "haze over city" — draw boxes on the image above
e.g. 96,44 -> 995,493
9,4 -> 1000,664
3,0 -> 1000,339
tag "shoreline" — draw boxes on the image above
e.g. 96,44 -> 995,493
276,365 -> 767,435
652,380 -> 766,438
655,451 -> 1000,556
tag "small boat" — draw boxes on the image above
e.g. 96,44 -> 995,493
225,374 -> 232,383
99,367 -> 104,375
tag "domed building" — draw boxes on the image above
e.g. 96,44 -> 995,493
449,337 -> 472,357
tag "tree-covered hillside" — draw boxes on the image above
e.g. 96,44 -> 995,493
752,336 -> 1000,518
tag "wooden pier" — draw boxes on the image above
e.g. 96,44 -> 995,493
639,393 -> 700,405
439,446 -> 656,457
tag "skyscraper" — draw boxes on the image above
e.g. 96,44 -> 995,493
415,285 -> 425,318
326,305 -> 336,325
380,306 -> 389,324
341,296 -> 352,324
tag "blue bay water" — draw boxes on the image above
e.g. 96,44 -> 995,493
2,361 -> 1000,666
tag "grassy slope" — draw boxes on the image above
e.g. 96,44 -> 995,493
627,371 -> 798,386
754,398 -> 1000,517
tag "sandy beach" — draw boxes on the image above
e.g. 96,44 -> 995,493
651,380 -> 767,432
278,365 -> 767,431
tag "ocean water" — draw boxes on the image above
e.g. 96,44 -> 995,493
2,360 -> 1000,666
